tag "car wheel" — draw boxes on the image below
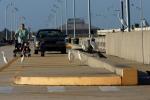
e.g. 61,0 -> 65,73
41,51 -> 45,57
34,50 -> 38,54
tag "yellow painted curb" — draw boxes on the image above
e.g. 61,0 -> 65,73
73,51 -> 138,85
14,76 -> 121,86
121,68 -> 138,85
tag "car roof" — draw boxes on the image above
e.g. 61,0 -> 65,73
38,29 -> 61,32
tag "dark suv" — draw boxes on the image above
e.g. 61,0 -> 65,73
34,29 -> 66,56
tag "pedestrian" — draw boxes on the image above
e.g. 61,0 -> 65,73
14,23 -> 29,44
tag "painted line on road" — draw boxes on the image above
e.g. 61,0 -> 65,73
99,86 -> 120,92
0,86 -> 14,94
47,86 -> 66,93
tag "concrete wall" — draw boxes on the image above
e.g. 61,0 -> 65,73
106,31 -> 150,64
79,36 -> 106,52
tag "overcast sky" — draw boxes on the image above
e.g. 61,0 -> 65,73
0,0 -> 150,31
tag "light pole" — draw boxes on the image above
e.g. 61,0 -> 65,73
53,4 -> 60,29
48,13 -> 54,28
5,3 -> 11,40
73,0 -> 76,39
10,2 -> 14,40
140,0 -> 144,31
126,0 -> 131,32
20,16 -> 26,24
13,7 -> 18,32
88,0 -> 91,38
5,2 -> 17,40
65,0 -> 68,35
57,0 -> 63,31
61,4 -> 63,31
51,9 -> 57,29
140,0 -> 144,63
121,0 -> 124,32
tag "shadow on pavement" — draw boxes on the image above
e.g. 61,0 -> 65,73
138,71 -> 150,85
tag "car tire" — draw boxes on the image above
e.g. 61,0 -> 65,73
34,50 -> 38,54
41,51 -> 45,57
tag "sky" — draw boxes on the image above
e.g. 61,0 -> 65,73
0,0 -> 150,31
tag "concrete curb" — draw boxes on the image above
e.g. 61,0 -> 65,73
72,50 -> 138,85
14,76 -> 121,86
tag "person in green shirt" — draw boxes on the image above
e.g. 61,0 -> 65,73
15,23 -> 29,44
13,23 -> 31,57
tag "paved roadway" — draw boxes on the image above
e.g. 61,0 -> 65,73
0,45 -> 14,67
0,45 -> 150,100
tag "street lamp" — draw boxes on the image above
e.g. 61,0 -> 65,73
48,13 -> 54,28
57,0 -> 63,31
53,4 -> 60,29
5,2 -> 16,40
140,0 -> 144,63
88,0 -> 91,38
140,0 -> 144,31
125,0 -> 131,32
65,0 -> 68,35
9,2 -> 17,40
120,0 -> 124,32
51,9 -> 57,29
73,0 -> 76,39
13,7 -> 19,32
10,2 -> 14,40
5,3 -> 11,40
20,16 -> 26,24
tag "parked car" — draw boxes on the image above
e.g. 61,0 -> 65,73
34,29 -> 66,56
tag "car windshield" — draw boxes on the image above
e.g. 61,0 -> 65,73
37,30 -> 64,38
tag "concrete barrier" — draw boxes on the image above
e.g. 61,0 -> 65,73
106,31 -> 150,64
72,50 -> 138,85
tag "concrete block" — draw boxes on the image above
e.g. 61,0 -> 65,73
14,76 -> 121,86
121,68 -> 138,85
72,50 -> 138,85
